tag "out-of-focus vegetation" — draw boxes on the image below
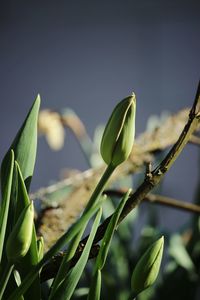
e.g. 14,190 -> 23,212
0,86 -> 200,300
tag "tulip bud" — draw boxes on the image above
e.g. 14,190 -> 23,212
100,94 -> 136,167
131,236 -> 164,295
6,202 -> 34,263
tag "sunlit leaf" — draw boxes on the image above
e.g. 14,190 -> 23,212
1,95 -> 40,190
51,208 -> 102,300
14,162 -> 41,299
8,199 -> 104,300
87,190 -> 131,300
0,150 -> 14,262
96,190 -> 131,270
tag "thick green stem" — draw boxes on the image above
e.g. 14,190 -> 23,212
0,262 -> 14,299
8,164 -> 115,300
49,227 -> 86,299
49,163 -> 115,298
84,163 -> 115,212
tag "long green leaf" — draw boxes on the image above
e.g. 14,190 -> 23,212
15,162 -> 41,299
1,95 -> 40,190
0,95 -> 40,239
87,190 -> 131,300
0,150 -> 14,262
50,194 -> 107,299
0,96 -> 40,299
8,199 -> 104,300
51,208 -> 102,300
49,227 -> 86,299
96,189 -> 131,270
87,269 -> 101,300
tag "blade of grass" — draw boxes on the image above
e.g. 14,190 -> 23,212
87,269 -> 101,300
9,158 -> 114,300
0,150 -> 14,263
1,95 -> 40,191
0,262 -> 14,299
8,199 -> 104,300
1,95 -> 40,300
50,194 -> 107,299
96,189 -> 131,270
51,208 -> 102,300
14,162 -> 41,299
0,96 -> 40,249
49,227 -> 86,299
0,96 -> 40,299
87,190 -> 131,300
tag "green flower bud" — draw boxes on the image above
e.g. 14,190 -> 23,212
131,236 -> 164,295
100,94 -> 136,167
6,202 -> 34,263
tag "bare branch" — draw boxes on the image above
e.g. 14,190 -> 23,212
40,82 -> 200,281
104,189 -> 200,214
81,81 -> 200,245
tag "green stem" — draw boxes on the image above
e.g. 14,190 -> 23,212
84,163 -> 115,212
0,262 -> 14,299
49,227 -> 86,299
8,164 -> 115,300
49,163 -> 115,298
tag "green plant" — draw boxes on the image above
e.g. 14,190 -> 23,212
0,84 -> 200,300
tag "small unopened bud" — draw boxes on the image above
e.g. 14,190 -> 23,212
100,94 -> 136,167
6,202 -> 34,263
131,236 -> 164,295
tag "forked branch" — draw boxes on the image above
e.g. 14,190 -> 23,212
40,81 -> 200,281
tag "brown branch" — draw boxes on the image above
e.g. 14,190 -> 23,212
40,244 -> 100,282
40,82 -> 200,281
104,189 -> 200,214
33,106 -> 200,203
40,186 -> 200,282
36,109 -> 200,249
86,80 -> 200,245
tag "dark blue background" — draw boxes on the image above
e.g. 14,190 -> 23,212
0,0 -> 200,229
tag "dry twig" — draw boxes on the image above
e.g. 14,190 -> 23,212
35,104 -> 200,249
104,189 -> 200,214
39,82 -> 200,281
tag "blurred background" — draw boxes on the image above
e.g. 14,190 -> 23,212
0,0 -> 200,230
